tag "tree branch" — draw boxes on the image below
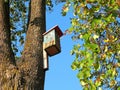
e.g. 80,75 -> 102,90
0,0 -> 15,64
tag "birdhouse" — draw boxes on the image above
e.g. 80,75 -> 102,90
43,25 -> 63,56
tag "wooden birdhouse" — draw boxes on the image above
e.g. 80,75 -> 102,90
43,25 -> 63,56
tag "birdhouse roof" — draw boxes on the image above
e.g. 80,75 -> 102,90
43,25 -> 63,37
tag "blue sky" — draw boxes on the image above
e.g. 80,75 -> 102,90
45,3 -> 82,90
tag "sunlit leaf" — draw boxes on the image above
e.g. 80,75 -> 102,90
98,87 -> 102,90
93,34 -> 99,40
80,80 -> 87,86
109,80 -> 117,87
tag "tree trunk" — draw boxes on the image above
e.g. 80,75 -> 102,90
20,0 -> 46,89
0,0 -> 15,64
0,0 -> 46,90
0,0 -> 19,89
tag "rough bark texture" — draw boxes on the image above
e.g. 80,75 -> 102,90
20,0 -> 46,89
0,0 -> 15,64
0,0 -> 19,89
0,0 -> 46,90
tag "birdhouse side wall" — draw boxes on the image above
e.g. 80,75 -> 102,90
54,30 -> 61,52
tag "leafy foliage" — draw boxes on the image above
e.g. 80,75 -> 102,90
62,0 -> 120,89
10,0 -> 29,55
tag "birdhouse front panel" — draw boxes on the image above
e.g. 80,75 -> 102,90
44,30 -> 55,48
43,29 -> 61,56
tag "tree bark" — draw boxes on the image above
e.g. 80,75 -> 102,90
0,0 -> 15,64
20,0 -> 46,89
0,0 -> 19,90
0,0 -> 46,90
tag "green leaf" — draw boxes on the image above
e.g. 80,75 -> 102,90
82,33 -> 90,41
91,84 -> 96,90
71,61 -> 80,70
71,18 -> 79,26
117,87 -> 120,90
95,80 -> 101,87
85,71 -> 91,78
77,72 -> 83,79
104,14 -> 113,22
100,74 -> 106,80
94,62 -> 100,71
112,68 -> 116,77
71,63 -> 77,70
69,26 -> 74,33
46,0 -> 52,6
91,19 -> 102,28
84,87 -> 89,90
